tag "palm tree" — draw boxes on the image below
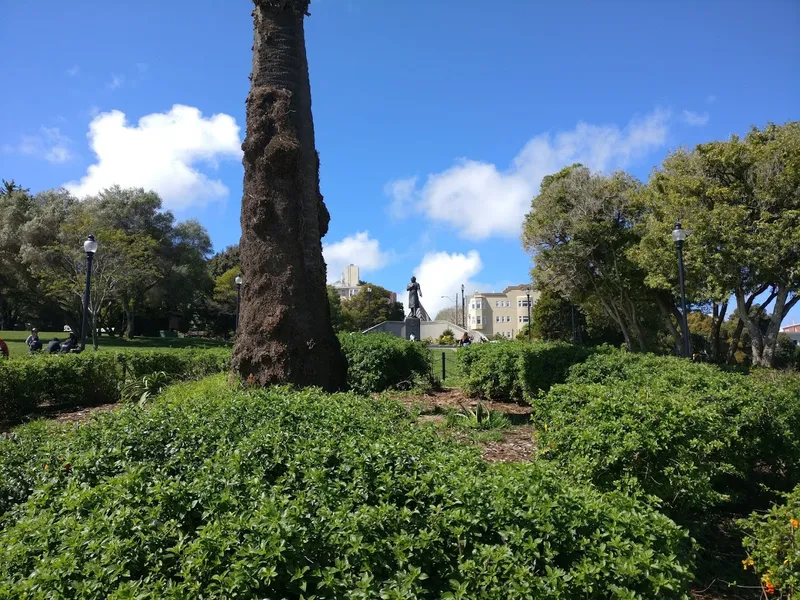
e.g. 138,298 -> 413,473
233,0 -> 346,390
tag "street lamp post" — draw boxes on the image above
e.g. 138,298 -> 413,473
440,295 -> 458,324
80,234 -> 98,351
461,284 -> 465,329
234,274 -> 243,334
526,288 -> 532,342
672,223 -> 690,358
367,286 -> 373,325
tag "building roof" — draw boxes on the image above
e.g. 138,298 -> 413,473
473,285 -> 533,297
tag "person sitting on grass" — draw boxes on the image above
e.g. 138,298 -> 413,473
46,337 -> 62,354
458,332 -> 471,347
0,336 -> 8,359
26,328 -> 42,353
60,331 -> 79,353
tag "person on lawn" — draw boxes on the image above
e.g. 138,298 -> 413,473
0,336 -> 8,359
26,328 -> 42,353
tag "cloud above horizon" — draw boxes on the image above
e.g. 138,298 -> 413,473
412,250 -> 484,317
385,108 -> 672,239
65,105 -> 242,210
3,126 -> 74,164
323,231 -> 391,284
680,109 -> 710,126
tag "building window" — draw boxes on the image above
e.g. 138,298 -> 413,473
477,316 -> 482,325
496,316 -> 500,322
518,299 -> 530,308
519,315 -> 529,323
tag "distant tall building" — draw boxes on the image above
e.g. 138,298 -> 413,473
332,264 -> 361,300
343,264 -> 359,287
467,285 -> 539,339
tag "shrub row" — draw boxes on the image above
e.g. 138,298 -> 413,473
338,332 -> 431,395
0,348 -> 231,421
534,350 -> 800,527
456,340 -> 595,401
0,376 -> 694,598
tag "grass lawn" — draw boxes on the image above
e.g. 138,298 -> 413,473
429,348 -> 459,386
0,330 -> 229,359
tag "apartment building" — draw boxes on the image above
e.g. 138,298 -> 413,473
467,285 -> 540,339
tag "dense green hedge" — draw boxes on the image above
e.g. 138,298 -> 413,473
0,348 -> 231,421
339,332 -> 431,395
0,376 -> 693,598
741,484 -> 800,596
456,341 -> 594,401
535,350 -> 800,526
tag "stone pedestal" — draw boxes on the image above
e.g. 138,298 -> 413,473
404,317 -> 421,341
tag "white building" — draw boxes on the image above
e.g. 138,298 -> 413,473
331,264 -> 361,300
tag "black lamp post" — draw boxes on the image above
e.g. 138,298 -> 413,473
234,274 -> 243,334
672,223 -> 690,358
80,234 -> 98,351
461,284 -> 465,329
367,286 -> 373,324
526,288 -> 532,342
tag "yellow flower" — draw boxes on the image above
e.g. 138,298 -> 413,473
791,518 -> 799,529
44,464 -> 48,470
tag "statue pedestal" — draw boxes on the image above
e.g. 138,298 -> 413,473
404,317 -> 421,341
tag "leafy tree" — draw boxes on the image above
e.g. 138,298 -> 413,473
233,0 -> 346,390
434,307 -> 458,323
208,245 -> 240,279
522,165 -> 656,351
339,283 -> 403,332
635,122 -> 800,366
327,286 -> 345,333
530,290 -> 573,343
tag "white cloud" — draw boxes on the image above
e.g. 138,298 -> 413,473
64,104 -> 242,210
386,108 -> 670,240
66,65 -> 80,77
385,176 -> 418,218
681,110 -> 710,127
4,126 -> 74,163
108,74 -> 125,90
413,250 -> 483,317
323,231 -> 390,284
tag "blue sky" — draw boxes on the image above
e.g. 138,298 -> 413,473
1,0 -> 798,319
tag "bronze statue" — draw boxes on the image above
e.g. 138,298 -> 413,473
407,276 -> 422,318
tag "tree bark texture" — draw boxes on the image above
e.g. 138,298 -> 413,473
232,0 -> 346,390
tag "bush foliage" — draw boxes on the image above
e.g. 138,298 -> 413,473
741,484 -> 800,596
0,376 -> 693,598
456,341 -> 593,401
535,350 -> 800,526
0,348 -> 231,421
339,333 -> 431,395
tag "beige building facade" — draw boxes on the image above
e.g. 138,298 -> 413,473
467,285 -> 539,339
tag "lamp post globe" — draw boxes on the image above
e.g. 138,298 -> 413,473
81,234 -> 98,351
672,223 -> 690,358
234,274 -> 243,334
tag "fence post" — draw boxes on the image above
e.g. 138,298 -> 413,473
441,352 -> 446,382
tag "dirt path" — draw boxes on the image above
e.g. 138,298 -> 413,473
0,403 -> 119,433
387,387 -> 535,463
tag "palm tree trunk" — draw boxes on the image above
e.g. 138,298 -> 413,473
232,0 -> 346,390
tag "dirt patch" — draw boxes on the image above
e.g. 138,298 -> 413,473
387,388 -> 535,463
0,403 -> 119,433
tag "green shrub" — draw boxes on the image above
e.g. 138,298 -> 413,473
0,376 -> 693,598
444,401 -> 511,430
339,332 -> 431,394
0,353 -> 120,420
740,484 -> 800,596
456,341 -> 592,401
537,350 -> 800,525
0,348 -> 231,422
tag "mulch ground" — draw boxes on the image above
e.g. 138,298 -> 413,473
0,402 -> 119,433
387,387 -> 535,463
